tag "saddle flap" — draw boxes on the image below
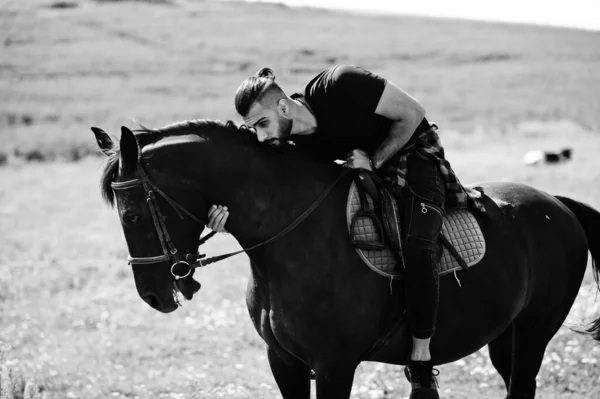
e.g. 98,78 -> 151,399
352,171 -> 404,258
380,189 -> 405,268
347,180 -> 487,281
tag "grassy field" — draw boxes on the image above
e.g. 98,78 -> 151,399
1,0 -> 600,398
2,0 -> 600,161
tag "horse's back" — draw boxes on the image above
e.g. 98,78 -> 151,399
476,181 -> 569,211
476,181 -> 589,311
476,181 -> 588,259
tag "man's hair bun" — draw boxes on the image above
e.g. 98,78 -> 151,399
256,67 -> 275,81
235,67 -> 279,116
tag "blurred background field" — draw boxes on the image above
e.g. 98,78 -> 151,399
2,0 -> 600,162
1,0 -> 600,398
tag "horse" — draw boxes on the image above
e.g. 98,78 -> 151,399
92,119 -> 600,399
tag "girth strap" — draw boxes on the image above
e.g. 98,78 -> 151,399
439,234 -> 469,271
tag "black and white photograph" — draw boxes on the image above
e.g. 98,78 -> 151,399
1,0 -> 599,398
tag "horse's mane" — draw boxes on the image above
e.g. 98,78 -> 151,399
100,119 -> 254,207
133,119 -> 255,148
100,147 -> 120,207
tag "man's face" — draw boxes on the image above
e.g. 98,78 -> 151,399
243,102 -> 292,146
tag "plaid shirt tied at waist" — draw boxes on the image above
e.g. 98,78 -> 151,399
380,123 -> 486,212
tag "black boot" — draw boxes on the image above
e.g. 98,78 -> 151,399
404,359 -> 440,399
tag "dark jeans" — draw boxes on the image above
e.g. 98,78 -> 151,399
387,152 -> 445,339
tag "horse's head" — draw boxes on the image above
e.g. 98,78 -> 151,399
92,125 -> 206,313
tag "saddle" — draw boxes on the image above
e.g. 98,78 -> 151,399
349,171 -> 405,265
348,170 -> 486,280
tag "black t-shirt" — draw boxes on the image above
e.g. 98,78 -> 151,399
291,65 -> 392,161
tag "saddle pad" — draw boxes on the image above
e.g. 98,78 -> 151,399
346,181 -> 486,279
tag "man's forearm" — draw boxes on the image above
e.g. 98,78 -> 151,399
371,116 -> 424,169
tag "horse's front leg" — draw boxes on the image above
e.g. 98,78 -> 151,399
267,346 -> 311,399
314,361 -> 359,399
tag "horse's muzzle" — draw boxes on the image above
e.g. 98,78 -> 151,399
176,276 -> 201,300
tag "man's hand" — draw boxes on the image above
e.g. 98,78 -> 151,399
345,149 -> 373,171
207,205 -> 229,233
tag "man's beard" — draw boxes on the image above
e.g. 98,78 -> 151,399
268,117 -> 293,147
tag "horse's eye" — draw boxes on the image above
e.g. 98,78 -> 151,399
123,213 -> 140,226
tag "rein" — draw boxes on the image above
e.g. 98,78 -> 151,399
111,164 -> 349,280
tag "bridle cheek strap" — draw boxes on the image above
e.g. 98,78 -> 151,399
112,165 -> 209,280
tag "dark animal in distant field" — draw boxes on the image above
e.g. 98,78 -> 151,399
524,148 -> 573,165
93,120 -> 600,399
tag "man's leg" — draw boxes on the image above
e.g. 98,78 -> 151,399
401,152 -> 445,398
404,198 -> 443,359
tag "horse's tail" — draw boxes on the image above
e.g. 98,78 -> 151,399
555,195 -> 600,341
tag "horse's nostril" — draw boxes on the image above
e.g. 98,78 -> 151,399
142,293 -> 160,309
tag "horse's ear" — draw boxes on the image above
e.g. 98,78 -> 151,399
91,127 -> 114,156
120,126 -> 139,171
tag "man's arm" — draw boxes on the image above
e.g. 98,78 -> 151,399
370,81 -> 426,169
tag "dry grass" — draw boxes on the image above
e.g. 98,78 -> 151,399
2,0 -> 600,398
0,355 -> 42,399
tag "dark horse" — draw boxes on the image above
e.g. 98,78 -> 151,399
92,120 -> 600,399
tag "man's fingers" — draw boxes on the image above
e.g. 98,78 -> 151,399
207,205 -> 230,232
207,217 -> 217,230
213,210 -> 227,226
212,210 -> 229,232
216,212 -> 229,231
208,205 -> 221,219
208,205 -> 227,219
208,210 -> 220,229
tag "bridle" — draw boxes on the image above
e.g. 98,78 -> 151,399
111,163 -> 349,280
111,165 -> 212,280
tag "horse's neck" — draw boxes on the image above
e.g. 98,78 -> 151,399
149,136 -> 342,249
194,144 -> 341,247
